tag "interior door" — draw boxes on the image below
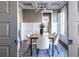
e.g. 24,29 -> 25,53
0,1 -> 17,57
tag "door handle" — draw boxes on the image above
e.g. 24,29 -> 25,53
14,40 -> 18,45
68,40 -> 73,45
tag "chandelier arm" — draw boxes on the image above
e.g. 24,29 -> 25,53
35,1 -> 46,12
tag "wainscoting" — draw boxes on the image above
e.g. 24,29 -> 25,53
59,40 -> 68,51
21,23 -> 40,41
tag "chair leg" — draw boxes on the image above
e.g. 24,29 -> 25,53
36,49 -> 39,56
27,44 -> 31,53
49,44 -> 51,52
55,45 -> 59,54
35,44 -> 50,56
35,44 -> 39,56
46,49 -> 50,56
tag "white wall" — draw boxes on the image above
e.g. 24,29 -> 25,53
68,1 -> 79,57
21,22 -> 40,41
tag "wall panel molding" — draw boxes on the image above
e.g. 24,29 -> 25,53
0,45 -> 10,57
0,1 -> 9,14
0,22 -> 10,37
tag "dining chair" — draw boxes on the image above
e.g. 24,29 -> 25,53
26,33 -> 31,53
27,33 -> 37,54
49,32 -> 57,43
36,33 -> 50,56
21,33 -> 31,47
52,32 -> 55,36
29,32 -> 32,35
54,34 -> 60,54
19,33 -> 31,56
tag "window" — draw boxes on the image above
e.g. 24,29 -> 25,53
60,8 -> 66,35
52,12 -> 58,33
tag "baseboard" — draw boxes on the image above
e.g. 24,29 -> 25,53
59,40 -> 68,51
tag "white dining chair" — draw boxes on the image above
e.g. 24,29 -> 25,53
52,32 -> 55,36
26,33 -> 31,53
21,33 -> 31,46
29,32 -> 32,35
27,33 -> 36,54
36,33 -> 50,56
27,33 -> 31,38
54,34 -> 60,54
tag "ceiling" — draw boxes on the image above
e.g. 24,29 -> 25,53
19,1 -> 67,10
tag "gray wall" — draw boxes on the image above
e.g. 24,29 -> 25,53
23,9 -> 42,22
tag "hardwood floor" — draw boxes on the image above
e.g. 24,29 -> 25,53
59,40 -> 68,51
19,40 -> 68,57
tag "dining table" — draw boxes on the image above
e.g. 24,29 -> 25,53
29,33 -> 55,56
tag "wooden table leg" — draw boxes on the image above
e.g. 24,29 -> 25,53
30,38 -> 32,56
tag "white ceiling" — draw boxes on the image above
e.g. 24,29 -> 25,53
19,1 -> 67,10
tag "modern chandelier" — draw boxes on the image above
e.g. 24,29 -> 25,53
35,1 -> 46,12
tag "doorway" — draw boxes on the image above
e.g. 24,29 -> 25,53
18,1 -> 69,57
42,13 -> 51,33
